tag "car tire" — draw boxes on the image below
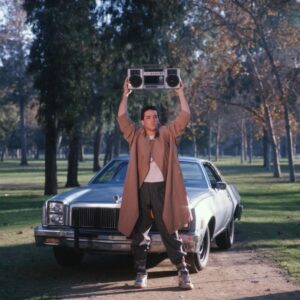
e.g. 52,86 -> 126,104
215,218 -> 235,250
53,247 -> 84,266
186,227 -> 210,273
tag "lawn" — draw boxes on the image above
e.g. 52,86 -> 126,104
216,158 -> 300,279
0,157 -> 299,299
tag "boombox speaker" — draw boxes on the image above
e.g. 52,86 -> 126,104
128,67 -> 181,89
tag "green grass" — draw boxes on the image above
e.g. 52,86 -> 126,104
0,159 -> 97,299
0,157 -> 300,299
216,158 -> 300,279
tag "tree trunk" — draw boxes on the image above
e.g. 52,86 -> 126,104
35,148 -> 40,160
215,117 -> 220,161
79,139 -> 84,162
264,104 -> 281,177
20,97 -> 28,166
259,30 -> 295,181
243,121 -> 248,162
93,125 -> 102,171
235,38 -> 280,175
44,123 -> 58,195
263,129 -> 270,170
247,122 -> 253,164
283,103 -> 296,182
193,135 -> 198,157
66,134 -> 80,187
113,126 -> 121,158
208,124 -> 211,160
1,144 -> 7,161
240,119 -> 245,164
104,132 -> 113,165
57,133 -> 63,159
293,134 -> 296,157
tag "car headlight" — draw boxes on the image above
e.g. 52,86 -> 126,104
48,214 -> 64,225
47,201 -> 64,225
48,202 -> 64,213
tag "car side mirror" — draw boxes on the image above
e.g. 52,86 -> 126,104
215,181 -> 227,190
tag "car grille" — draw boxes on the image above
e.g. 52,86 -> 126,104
71,207 -> 119,229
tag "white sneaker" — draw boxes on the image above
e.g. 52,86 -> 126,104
178,270 -> 194,290
134,272 -> 148,288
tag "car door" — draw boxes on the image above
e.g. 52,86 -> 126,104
203,163 -> 233,234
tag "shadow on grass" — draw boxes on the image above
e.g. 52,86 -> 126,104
219,165 -> 267,175
241,198 -> 300,212
236,221 -> 300,243
0,168 -> 44,174
218,163 -> 299,174
0,167 -> 94,174
241,190 -> 300,197
0,195 -> 45,211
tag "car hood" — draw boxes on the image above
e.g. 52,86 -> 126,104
50,184 -> 123,205
49,184 -> 209,208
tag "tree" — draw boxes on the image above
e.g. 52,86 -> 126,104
96,0 -> 191,156
183,0 -> 300,179
0,0 -> 33,165
0,102 -> 18,161
24,0 -> 100,193
229,0 -> 299,181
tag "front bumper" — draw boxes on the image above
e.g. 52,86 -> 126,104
34,226 -> 201,253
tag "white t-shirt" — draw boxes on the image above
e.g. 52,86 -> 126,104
144,135 -> 164,183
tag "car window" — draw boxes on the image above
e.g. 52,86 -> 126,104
203,163 -> 221,187
90,159 -> 208,188
180,162 -> 208,188
91,161 -> 128,183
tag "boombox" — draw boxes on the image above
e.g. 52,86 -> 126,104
128,67 -> 181,89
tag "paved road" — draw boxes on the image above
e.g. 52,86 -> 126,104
56,248 -> 300,300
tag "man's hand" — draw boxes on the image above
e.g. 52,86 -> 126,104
123,77 -> 132,98
175,79 -> 184,97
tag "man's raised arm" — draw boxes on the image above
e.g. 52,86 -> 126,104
118,78 -> 132,117
175,80 -> 190,114
117,78 -> 136,146
167,81 -> 191,138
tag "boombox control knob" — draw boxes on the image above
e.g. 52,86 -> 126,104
166,74 -> 180,88
129,75 -> 143,88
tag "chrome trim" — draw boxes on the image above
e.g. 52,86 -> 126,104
70,203 -> 121,209
34,226 -> 201,253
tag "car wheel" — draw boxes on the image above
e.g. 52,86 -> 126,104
215,218 -> 235,250
53,247 -> 84,266
186,227 -> 210,273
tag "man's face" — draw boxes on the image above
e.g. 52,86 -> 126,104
141,109 -> 159,133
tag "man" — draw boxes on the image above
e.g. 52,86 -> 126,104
117,78 -> 193,290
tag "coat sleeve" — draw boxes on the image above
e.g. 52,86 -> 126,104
117,113 -> 136,147
166,110 -> 190,139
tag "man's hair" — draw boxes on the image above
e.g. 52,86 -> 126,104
140,105 -> 158,120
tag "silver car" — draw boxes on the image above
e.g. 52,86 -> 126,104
35,156 -> 242,273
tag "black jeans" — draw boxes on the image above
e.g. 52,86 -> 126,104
131,182 -> 186,273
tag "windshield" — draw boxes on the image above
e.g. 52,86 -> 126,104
91,160 -> 128,184
91,159 -> 208,188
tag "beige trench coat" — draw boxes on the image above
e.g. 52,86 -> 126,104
117,110 -> 192,237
